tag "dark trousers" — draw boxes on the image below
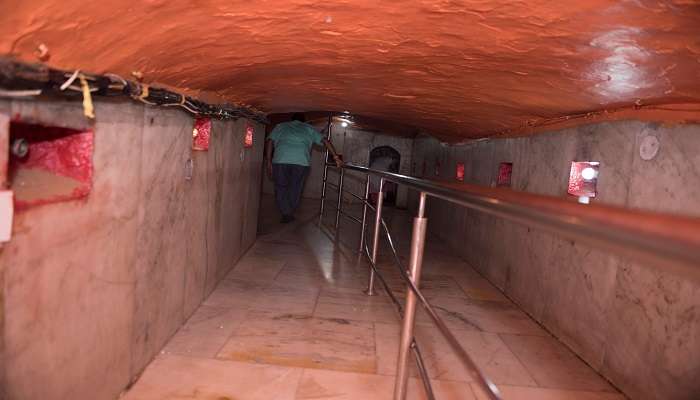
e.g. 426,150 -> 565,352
272,163 -> 309,217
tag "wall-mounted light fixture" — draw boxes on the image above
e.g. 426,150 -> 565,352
568,161 -> 600,204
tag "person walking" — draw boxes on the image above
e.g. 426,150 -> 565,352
265,113 -> 343,223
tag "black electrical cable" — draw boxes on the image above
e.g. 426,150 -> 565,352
0,57 -> 268,124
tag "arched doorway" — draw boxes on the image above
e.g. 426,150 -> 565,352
369,146 -> 400,205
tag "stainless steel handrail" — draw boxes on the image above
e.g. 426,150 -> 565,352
319,161 -> 700,400
319,166 -> 503,400
340,164 -> 700,277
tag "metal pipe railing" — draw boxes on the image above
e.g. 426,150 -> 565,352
335,168 -> 345,229
359,175 -> 371,253
317,117 -> 333,226
340,164 -> 700,277
394,192 -> 428,400
318,161 -> 700,400
367,177 -> 385,296
319,166 -> 502,399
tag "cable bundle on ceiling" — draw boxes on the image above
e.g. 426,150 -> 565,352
0,57 -> 268,124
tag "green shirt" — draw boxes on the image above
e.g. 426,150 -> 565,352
269,121 -> 323,166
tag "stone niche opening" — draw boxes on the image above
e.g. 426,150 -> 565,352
8,121 -> 94,210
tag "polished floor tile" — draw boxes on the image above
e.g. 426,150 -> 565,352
296,369 -> 395,399
250,282 -> 320,315
163,305 -> 248,357
499,334 -> 616,392
122,197 -> 623,400
217,311 -> 377,373
122,355 -> 302,400
416,295 -> 548,336
202,278 -> 268,308
374,323 -> 536,386
225,254 -> 286,283
313,286 -> 399,323
296,368 -> 477,400
457,275 -> 511,302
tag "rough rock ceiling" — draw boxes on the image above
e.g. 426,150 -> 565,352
2,1 -> 700,140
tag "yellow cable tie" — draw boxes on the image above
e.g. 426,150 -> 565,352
79,74 -> 95,119
135,84 -> 157,105
139,84 -> 149,100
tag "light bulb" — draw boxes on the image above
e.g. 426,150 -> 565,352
341,122 -> 348,127
581,167 -> 596,180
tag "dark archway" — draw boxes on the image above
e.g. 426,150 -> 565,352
369,146 -> 400,205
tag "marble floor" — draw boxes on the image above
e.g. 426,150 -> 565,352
121,195 -> 624,400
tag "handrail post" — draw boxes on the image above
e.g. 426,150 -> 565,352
359,174 -> 371,253
365,178 -> 385,296
393,192 -> 428,400
335,167 -> 345,229
318,117 -> 332,226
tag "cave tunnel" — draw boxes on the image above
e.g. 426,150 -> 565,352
0,2 -> 699,400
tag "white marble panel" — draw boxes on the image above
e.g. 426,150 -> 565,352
601,260 -> 700,400
131,108 -> 192,374
3,101 -> 143,400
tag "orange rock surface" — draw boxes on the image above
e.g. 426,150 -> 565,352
2,1 -> 699,139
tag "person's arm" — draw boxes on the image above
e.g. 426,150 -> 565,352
322,138 -> 344,168
265,139 -> 274,177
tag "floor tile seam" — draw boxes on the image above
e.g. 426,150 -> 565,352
266,278 -> 319,292
211,308 -> 262,358
302,366 -> 402,380
498,330 -> 619,392
315,296 -> 395,306
159,350 -> 224,361
291,367 -> 308,400
470,382 -> 626,397
311,310 -> 400,325
373,369 -> 475,384
181,310 -> 250,328
159,352 -> 305,372
495,332 -> 549,389
270,259 -> 290,282
218,356 -> 376,374
309,285 -> 324,318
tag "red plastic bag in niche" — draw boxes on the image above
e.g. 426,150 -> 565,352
497,162 -> 513,187
9,122 -> 93,210
244,123 -> 254,148
192,118 -> 211,151
456,162 -> 465,181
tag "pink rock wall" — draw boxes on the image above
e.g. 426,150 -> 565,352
0,99 -> 264,400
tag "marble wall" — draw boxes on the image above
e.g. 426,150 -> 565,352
262,124 -> 414,208
0,98 -> 264,400
410,121 -> 700,400
0,109 -> 7,400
